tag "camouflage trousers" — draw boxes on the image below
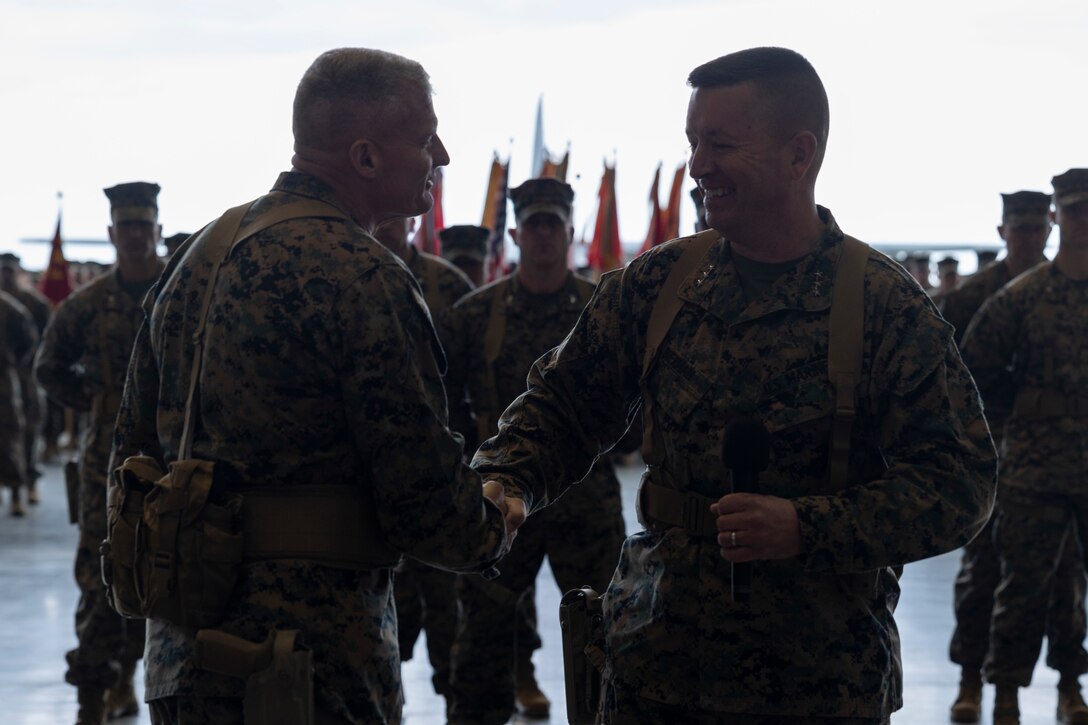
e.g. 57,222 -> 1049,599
599,679 -> 890,724
985,486 -> 1088,686
447,502 -> 626,725
950,514 -> 1087,675
149,696 -> 345,724
66,472 -> 145,689
393,560 -> 540,698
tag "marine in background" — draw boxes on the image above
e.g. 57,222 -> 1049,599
442,178 -> 628,724
35,181 -> 164,725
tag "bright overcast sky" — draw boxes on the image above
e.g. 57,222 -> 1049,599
2,0 -> 1085,269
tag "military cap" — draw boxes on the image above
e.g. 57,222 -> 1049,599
0,252 -> 19,264
1052,168 -> 1088,208
1001,190 -> 1051,224
937,256 -> 958,271
438,225 -> 490,263
164,232 -> 191,256
509,178 -> 574,225
104,181 -> 160,223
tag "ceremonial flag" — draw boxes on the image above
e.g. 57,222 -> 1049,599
638,163 -> 666,256
483,157 -> 510,282
38,208 -> 72,305
663,163 -> 686,240
411,168 -> 444,255
540,146 -> 570,182
587,161 -> 623,277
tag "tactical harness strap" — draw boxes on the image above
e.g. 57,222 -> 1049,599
638,234 -> 870,536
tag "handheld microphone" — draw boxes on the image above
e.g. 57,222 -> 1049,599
721,416 -> 771,603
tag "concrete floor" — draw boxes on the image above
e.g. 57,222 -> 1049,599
0,461 -> 1073,724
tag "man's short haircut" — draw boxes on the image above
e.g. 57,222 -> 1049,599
688,47 -> 829,172
293,48 -> 432,151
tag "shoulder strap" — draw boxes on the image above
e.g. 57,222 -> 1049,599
640,230 -> 721,380
639,230 -> 720,463
178,199 -> 348,459
477,278 -> 512,442
826,235 -> 869,489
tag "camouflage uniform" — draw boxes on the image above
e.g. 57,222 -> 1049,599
35,266 -> 151,689
474,208 -> 996,720
109,171 -> 507,723
944,259 -> 1087,679
2,282 -> 51,494
1,292 -> 37,499
391,244 -> 474,697
441,271 -> 628,724
962,261 -> 1088,686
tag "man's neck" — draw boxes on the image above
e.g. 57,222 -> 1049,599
725,203 -> 824,263
389,240 -> 414,265
516,263 -> 568,295
1005,255 -> 1044,278
1054,245 -> 1088,281
117,257 -> 164,284
290,155 -> 374,232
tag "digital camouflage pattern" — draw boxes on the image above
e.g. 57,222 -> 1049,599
944,258 -> 1087,678
439,272 -> 628,724
961,262 -> 1088,492
961,262 -> 1088,685
34,268 -> 149,688
940,260 -> 1018,348
1,292 -> 36,491
474,208 -> 997,718
109,171 -> 507,723
391,243 -> 472,698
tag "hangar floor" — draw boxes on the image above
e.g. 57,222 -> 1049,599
0,462 -> 1067,724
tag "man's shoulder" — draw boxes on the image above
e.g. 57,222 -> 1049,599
621,231 -> 722,298
10,286 -> 50,312
990,261 -> 1051,306
451,275 -> 509,315
57,273 -> 115,313
0,290 -> 29,317
418,251 -> 473,289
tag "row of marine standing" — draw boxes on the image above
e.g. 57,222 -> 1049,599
945,188 -> 1088,724
954,169 -> 1088,725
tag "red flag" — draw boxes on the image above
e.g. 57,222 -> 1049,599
38,211 -> 73,305
638,164 -> 666,256
411,168 -> 444,255
587,162 -> 623,277
483,158 -> 510,283
662,163 -> 686,240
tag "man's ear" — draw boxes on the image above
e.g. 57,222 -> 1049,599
787,131 -> 818,181
349,138 -> 380,178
